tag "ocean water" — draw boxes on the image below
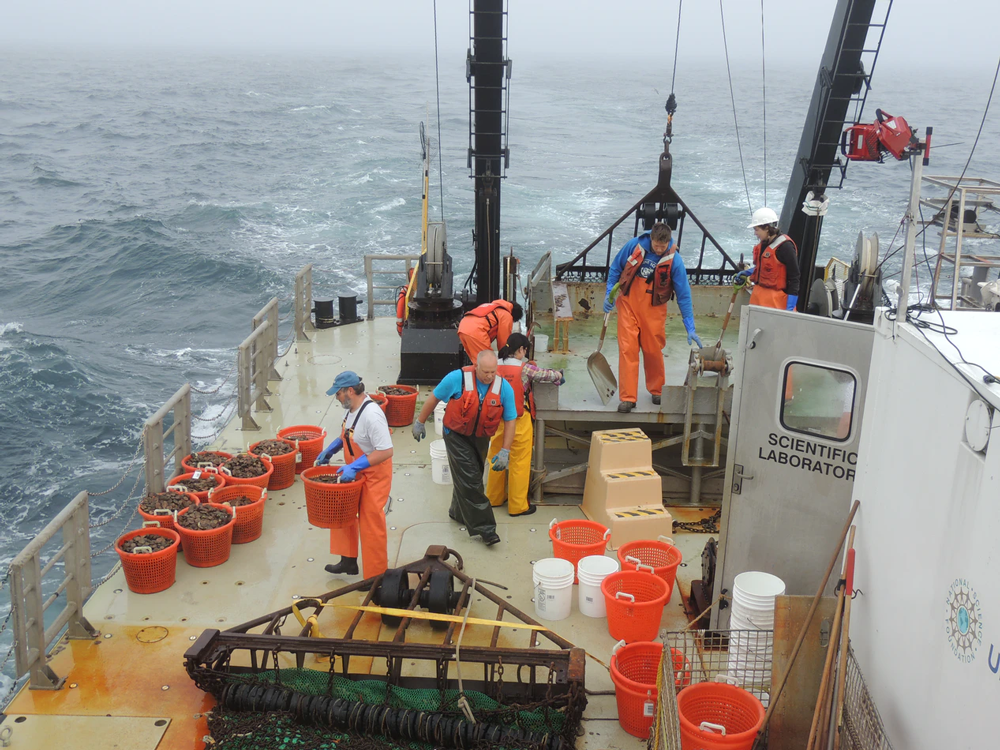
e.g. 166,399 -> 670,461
1,48 -> 997,692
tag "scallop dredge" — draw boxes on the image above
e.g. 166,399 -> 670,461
184,546 -> 586,750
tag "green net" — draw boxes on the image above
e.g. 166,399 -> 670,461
205,668 -> 569,750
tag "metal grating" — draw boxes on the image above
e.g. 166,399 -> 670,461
841,645 -> 894,750
661,629 -> 773,705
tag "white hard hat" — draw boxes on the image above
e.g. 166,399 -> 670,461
747,207 -> 779,229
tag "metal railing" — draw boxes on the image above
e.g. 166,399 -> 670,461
364,254 -> 419,319
251,297 -> 283,384
9,491 -> 98,690
143,384 -> 191,494
294,263 -> 313,342
237,315 -> 275,431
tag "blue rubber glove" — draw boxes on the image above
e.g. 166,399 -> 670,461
557,369 -> 566,386
491,448 -> 510,472
735,268 -> 754,283
603,295 -> 614,313
336,454 -> 371,482
683,316 -> 703,348
315,438 -> 344,466
786,294 -> 798,312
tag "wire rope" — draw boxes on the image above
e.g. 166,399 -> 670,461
719,0 -> 753,215
760,0 -> 768,206
669,0 -> 683,95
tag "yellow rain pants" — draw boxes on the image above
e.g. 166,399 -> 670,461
485,410 -> 534,515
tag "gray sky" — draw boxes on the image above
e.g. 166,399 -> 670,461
4,0 -> 999,69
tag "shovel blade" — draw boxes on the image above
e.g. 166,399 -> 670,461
587,352 -> 618,405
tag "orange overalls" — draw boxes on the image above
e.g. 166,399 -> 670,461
617,252 -> 675,404
749,235 -> 796,309
457,301 -> 513,362
329,402 -> 391,579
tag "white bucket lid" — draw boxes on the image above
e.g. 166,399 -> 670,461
533,557 -> 575,583
734,571 -> 786,598
577,555 -> 620,578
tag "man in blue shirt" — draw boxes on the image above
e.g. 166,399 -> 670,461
604,222 -> 702,413
412,351 -> 518,546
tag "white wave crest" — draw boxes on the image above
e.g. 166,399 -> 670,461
372,198 -> 405,213
0,322 -> 24,336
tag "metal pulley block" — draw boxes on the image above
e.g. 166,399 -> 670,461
688,346 -> 733,379
375,567 -> 464,626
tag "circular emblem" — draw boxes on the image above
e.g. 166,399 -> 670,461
945,579 -> 982,663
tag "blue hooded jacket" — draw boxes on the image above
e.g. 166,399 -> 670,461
606,231 -> 694,321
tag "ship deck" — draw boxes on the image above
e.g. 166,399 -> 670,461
5,318 -> 722,750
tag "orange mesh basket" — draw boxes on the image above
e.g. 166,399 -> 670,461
167,471 -> 226,503
370,392 -> 389,413
610,640 -> 694,738
378,385 -> 418,427
548,518 -> 610,583
618,536 -> 683,601
277,425 -> 327,474
116,524 -> 181,594
601,571 -> 669,643
209,485 -> 267,544
175,503 -> 235,568
137,492 -> 198,535
677,682 -> 765,750
219,453 -> 274,490
301,466 -> 362,529
181,451 -> 234,473
249,438 -> 298,490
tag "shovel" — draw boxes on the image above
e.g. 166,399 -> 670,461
713,278 -> 746,360
587,312 -> 618,405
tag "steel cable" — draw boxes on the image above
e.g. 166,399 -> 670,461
719,0 -> 753,215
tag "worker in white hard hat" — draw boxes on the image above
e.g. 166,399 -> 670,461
736,208 -> 801,311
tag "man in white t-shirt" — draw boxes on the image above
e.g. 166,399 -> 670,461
315,371 -> 393,582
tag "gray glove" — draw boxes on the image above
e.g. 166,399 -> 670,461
412,421 -> 426,442
490,448 -> 510,472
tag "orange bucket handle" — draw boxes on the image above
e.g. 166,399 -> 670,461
624,555 -> 656,574
611,638 -> 627,656
657,535 -> 675,545
699,722 -> 726,736
142,520 -> 162,528
615,592 -> 636,602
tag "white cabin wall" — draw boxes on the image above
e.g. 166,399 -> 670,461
850,321 -> 1000,750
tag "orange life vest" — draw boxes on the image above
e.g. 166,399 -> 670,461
395,286 -> 407,336
496,359 -> 534,419
460,300 -> 513,340
618,242 -> 676,306
751,234 -> 796,292
442,367 -> 505,437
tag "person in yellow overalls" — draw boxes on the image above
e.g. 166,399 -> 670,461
485,333 -> 564,517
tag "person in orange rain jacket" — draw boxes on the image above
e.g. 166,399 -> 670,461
395,268 -> 415,336
457,299 -> 523,362
735,207 -> 801,311
314,371 -> 392,586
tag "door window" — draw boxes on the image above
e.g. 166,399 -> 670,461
780,363 -> 856,441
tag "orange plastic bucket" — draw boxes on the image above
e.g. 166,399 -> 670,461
601,571 -> 669,643
219,453 -> 273,490
116,523 -> 181,594
137,491 -> 198,535
677,681 -> 765,750
175,503 -> 235,568
277,425 -> 327,474
548,518 -> 610,583
301,466 -> 362,529
209,485 -> 267,544
618,536 -> 683,601
249,438 -> 298,490
167,471 -> 226,502
378,385 -> 418,427
181,451 -> 233,473
370,392 -> 389,413
611,640 -> 694,737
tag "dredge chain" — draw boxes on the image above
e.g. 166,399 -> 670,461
88,437 -> 144,497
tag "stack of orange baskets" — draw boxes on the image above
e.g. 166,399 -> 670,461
617,536 -> 683,601
209,485 -> 267,544
676,679 -> 766,750
175,503 -> 235,567
116,521 -> 181,594
610,640 -> 692,738
548,518 -> 610,583
167,471 -> 226,502
219,453 -> 273,490
300,466 -> 362,528
378,385 -> 418,427
249,438 -> 298,490
601,570 -> 669,642
277,425 -> 327,474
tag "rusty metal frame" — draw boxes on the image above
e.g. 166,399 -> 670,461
185,546 -> 585,705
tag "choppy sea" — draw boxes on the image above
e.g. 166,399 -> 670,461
1,47 -> 998,693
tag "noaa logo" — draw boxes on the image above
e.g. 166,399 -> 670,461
945,578 -> 982,664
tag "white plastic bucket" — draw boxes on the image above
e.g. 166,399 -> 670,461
534,333 -> 549,353
577,555 -> 620,618
433,401 -> 446,435
429,440 -> 451,485
532,558 -> 575,621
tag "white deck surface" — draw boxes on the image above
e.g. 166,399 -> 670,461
82,317 -> 719,749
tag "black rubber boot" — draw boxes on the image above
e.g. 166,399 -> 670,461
617,401 -> 636,413
324,557 -> 359,575
651,395 -> 662,405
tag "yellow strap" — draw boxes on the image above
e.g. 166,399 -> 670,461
289,599 -> 549,634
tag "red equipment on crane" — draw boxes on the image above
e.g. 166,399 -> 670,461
841,108 -> 920,162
